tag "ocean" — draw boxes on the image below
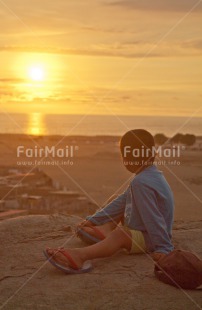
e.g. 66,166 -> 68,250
0,113 -> 201,137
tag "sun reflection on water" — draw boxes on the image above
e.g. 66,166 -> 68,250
27,113 -> 46,136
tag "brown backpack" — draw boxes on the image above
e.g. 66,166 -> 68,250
154,249 -> 202,289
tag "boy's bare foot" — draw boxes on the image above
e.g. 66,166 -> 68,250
46,248 -> 85,270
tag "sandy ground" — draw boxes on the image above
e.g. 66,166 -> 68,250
0,215 -> 202,310
0,134 -> 202,309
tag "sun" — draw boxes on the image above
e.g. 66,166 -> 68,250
28,66 -> 45,81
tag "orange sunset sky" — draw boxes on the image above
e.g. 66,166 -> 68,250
0,0 -> 202,116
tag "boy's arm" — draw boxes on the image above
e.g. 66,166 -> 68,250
131,183 -> 173,254
85,190 -> 127,225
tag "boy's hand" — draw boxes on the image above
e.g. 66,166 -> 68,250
76,219 -> 94,230
75,219 -> 95,236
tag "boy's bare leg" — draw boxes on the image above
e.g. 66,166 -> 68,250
47,227 -> 132,269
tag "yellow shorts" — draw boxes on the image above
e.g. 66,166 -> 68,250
124,226 -> 146,254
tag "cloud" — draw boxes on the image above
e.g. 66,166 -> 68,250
181,39 -> 202,50
0,89 -> 14,96
0,78 -> 24,83
0,39 -> 201,59
0,44 -> 161,58
77,24 -> 140,35
108,0 -> 202,12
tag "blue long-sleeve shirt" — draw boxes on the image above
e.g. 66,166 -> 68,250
86,165 -> 174,254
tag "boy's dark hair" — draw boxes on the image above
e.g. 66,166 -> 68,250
120,129 -> 155,168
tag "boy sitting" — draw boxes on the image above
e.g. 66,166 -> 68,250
44,129 -> 174,273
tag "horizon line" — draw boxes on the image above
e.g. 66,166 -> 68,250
0,112 -> 202,119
